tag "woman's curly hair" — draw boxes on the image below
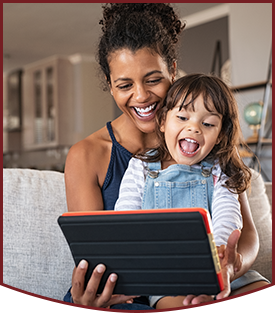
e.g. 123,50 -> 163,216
137,73 -> 252,194
96,3 -> 185,89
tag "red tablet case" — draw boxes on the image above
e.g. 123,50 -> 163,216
58,208 -> 224,295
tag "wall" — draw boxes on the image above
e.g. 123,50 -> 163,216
69,54 -> 114,143
178,3 -> 272,181
229,3 -> 272,181
229,3 -> 272,86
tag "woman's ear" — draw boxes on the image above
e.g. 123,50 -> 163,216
172,61 -> 177,83
105,76 -> 113,95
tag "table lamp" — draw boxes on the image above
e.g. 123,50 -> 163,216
243,101 -> 263,143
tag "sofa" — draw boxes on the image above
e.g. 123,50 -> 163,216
3,168 -> 272,301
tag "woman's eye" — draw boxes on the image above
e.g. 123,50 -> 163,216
118,83 -> 132,90
148,78 -> 163,84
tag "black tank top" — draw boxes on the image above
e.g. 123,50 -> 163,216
101,122 -> 132,210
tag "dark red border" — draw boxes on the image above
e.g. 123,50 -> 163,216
0,0 -> 275,313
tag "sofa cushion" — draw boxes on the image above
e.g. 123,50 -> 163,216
3,167 -> 272,301
248,170 -> 272,282
3,168 -> 74,300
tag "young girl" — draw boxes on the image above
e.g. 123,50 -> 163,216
115,73 -> 252,308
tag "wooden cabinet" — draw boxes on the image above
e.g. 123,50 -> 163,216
22,56 -> 74,150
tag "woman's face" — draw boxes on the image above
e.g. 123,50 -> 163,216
109,48 -> 174,134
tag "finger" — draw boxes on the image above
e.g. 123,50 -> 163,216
111,295 -> 139,306
95,273 -> 118,307
216,268 -> 231,299
183,295 -> 196,305
191,295 -> 213,305
226,230 -> 241,251
216,287 -> 230,300
82,264 -> 106,305
217,245 -> 226,259
71,260 -> 89,303
225,230 -> 241,264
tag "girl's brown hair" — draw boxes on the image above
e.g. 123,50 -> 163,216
137,73 -> 252,194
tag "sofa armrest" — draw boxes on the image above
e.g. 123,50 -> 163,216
3,168 -> 74,300
247,170 -> 272,283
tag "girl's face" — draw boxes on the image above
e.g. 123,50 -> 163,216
109,48 -> 174,134
161,94 -> 222,167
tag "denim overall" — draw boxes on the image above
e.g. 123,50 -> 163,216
142,161 -> 214,307
142,161 -> 214,216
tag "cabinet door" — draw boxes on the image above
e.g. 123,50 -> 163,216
23,60 -> 58,149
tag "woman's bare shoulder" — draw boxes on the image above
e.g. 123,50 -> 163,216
67,126 -> 111,165
64,126 -> 113,212
65,125 -> 112,188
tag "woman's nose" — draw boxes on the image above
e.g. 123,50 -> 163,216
134,84 -> 150,102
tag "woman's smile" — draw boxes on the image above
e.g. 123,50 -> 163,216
132,102 -> 159,120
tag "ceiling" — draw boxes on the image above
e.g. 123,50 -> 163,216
3,3 -> 222,74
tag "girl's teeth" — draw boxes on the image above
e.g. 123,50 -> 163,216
185,138 -> 197,143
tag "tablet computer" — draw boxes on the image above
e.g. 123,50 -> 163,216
58,208 -> 223,295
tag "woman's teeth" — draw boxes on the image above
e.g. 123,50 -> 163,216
134,103 -> 156,117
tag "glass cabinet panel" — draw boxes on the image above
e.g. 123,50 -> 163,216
34,70 -> 43,144
46,67 -> 55,142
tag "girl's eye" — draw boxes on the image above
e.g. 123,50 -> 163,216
203,122 -> 214,127
177,116 -> 188,121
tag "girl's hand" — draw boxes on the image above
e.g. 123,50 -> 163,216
182,229 -> 242,305
215,229 -> 242,300
183,294 -> 214,306
71,260 -> 137,307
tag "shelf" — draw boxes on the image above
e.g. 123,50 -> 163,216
231,80 -> 272,92
245,137 -> 272,145
239,138 -> 272,159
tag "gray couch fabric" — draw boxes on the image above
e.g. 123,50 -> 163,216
3,168 -> 272,301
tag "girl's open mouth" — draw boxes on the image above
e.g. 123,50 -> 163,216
179,138 -> 200,155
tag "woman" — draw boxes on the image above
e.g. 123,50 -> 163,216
64,3 -> 269,309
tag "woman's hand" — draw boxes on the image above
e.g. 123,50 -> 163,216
71,260 -> 136,307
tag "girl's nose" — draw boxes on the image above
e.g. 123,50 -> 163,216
187,122 -> 201,134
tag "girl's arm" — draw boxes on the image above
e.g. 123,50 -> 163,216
114,158 -> 145,211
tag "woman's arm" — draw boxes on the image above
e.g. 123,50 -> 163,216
233,191 -> 259,279
64,134 -> 110,212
